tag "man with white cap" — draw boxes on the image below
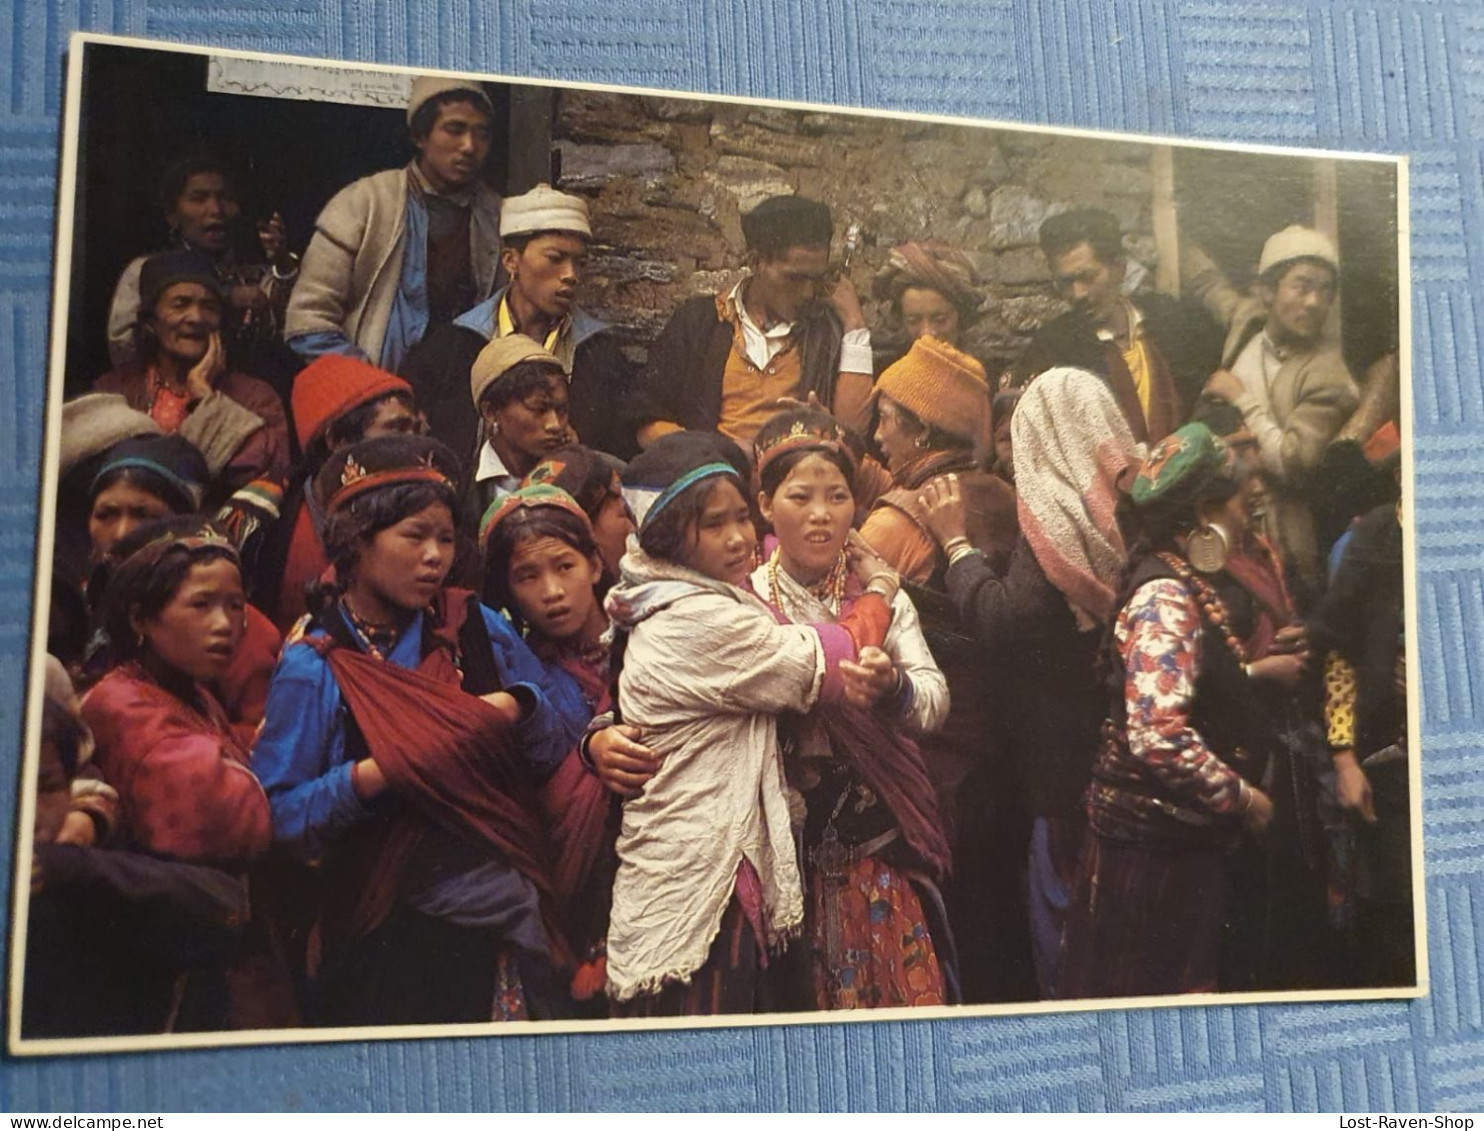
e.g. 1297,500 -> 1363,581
1195,224 -> 1360,582
400,183 -> 636,462
284,75 -> 504,372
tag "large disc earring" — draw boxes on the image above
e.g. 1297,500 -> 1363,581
1187,522 -> 1229,574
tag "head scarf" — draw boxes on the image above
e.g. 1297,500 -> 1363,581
872,240 -> 980,314
1013,367 -> 1147,630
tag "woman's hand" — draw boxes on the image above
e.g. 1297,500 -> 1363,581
53,810 -> 97,848
1332,749 -> 1377,823
845,530 -> 898,602
185,332 -> 226,402
1269,624 -> 1308,656
917,473 -> 969,547
1242,787 -> 1273,836
1204,368 -> 1245,403
589,724 -> 661,799
1247,651 -> 1308,688
480,691 -> 524,726
840,646 -> 899,709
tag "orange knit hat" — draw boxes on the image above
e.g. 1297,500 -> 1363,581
291,355 -> 413,450
874,335 -> 991,453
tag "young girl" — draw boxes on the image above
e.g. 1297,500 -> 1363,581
251,435 -> 589,1026
480,483 -> 619,1005
83,515 -> 271,867
751,409 -> 954,1009
602,432 -> 899,1015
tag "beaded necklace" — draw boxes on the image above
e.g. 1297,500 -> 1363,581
1156,550 -> 1249,665
341,597 -> 403,662
767,546 -> 848,618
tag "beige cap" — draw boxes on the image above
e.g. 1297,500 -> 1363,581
407,75 -> 493,125
58,393 -> 162,479
1258,225 -> 1339,277
500,183 -> 591,238
470,334 -> 563,407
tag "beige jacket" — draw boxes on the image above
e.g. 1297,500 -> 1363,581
284,166 -> 502,367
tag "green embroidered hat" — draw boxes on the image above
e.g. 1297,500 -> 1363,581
1130,422 -> 1232,510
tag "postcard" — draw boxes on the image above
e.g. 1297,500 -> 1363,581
7,31 -> 1422,1055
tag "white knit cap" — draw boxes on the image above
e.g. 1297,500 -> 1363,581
1258,225 -> 1339,277
406,75 -> 493,125
500,183 -> 591,238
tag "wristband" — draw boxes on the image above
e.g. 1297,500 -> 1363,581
271,253 -> 300,281
941,536 -> 971,558
947,544 -> 982,567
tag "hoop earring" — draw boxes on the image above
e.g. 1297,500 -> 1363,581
1186,522 -> 1229,574
913,433 -> 931,450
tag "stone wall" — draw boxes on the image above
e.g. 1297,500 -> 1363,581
553,89 -> 1159,374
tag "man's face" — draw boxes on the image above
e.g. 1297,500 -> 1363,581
415,99 -> 494,193
1263,260 -> 1337,347
749,244 -> 830,325
502,233 -> 589,321
482,372 -> 571,473
1048,241 -> 1125,327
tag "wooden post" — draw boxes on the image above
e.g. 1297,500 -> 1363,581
1151,146 -> 1180,297
1313,159 -> 1341,339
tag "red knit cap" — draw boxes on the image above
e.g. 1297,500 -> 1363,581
291,355 -> 413,450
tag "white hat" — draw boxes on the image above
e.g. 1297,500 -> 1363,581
500,183 -> 591,239
57,394 -> 161,479
1258,225 -> 1339,277
406,76 -> 493,125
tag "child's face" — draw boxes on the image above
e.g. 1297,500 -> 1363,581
683,478 -> 756,588
506,534 -> 604,642
133,557 -> 247,684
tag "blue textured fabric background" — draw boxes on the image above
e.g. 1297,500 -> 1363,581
0,0 -> 1478,1113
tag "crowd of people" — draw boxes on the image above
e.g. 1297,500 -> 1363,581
23,74 -> 1413,1037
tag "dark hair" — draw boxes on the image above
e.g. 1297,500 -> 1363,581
100,516 -> 239,664
639,475 -> 741,566
1038,208 -> 1125,265
886,398 -> 974,455
324,390 -> 415,452
482,505 -> 603,630
89,465 -> 194,516
158,155 -> 236,217
755,409 -> 857,498
309,480 -> 458,615
1258,255 -> 1338,291
409,88 -> 492,142
478,360 -> 565,412
1130,476 -> 1242,555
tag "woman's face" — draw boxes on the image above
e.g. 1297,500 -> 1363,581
134,557 -> 246,683
760,453 -> 854,585
591,492 -> 635,576
89,480 -> 175,561
506,534 -> 604,642
992,414 -> 1014,471
148,282 -> 221,366
682,478 -> 756,588
900,286 -> 961,346
874,395 -> 925,473
166,172 -> 240,254
354,502 -> 457,616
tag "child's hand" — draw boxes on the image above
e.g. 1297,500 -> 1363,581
840,646 -> 900,708
590,724 -> 661,798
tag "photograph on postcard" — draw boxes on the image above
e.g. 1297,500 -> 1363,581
8,32 -> 1419,1053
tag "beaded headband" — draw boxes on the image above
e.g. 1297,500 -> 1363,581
754,419 -> 857,482
479,483 -> 594,551
324,450 -> 457,514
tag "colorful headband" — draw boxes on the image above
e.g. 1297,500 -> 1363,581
627,461 -> 739,533
117,525 -> 239,573
479,483 -> 594,550
754,419 -> 856,483
324,450 -> 457,514
90,456 -> 204,510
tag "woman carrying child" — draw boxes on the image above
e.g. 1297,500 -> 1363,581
251,435 -> 589,1026
602,432 -> 900,1015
